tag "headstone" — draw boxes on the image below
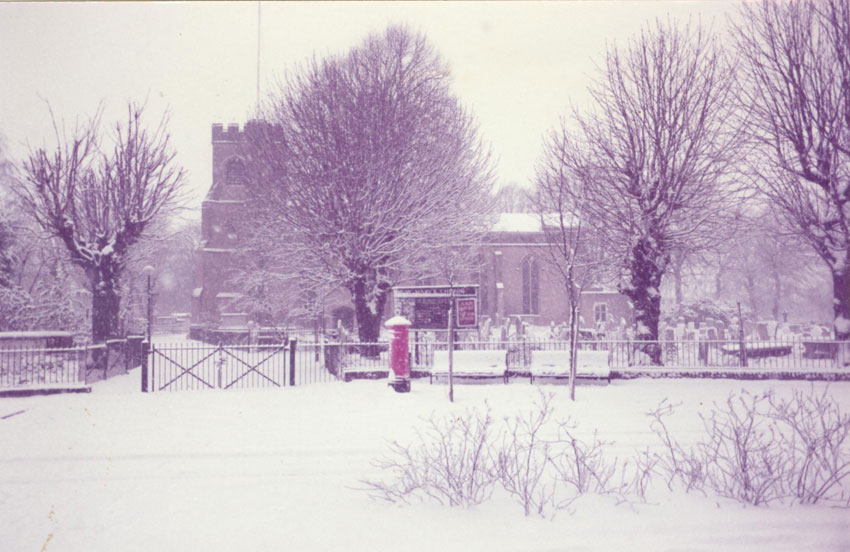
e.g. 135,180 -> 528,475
757,323 -> 770,340
514,316 -> 524,337
479,317 -> 492,341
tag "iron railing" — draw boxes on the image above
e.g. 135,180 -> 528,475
409,337 -> 850,372
0,337 -> 145,391
0,346 -> 87,390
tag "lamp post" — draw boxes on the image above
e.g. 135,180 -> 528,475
142,265 -> 155,343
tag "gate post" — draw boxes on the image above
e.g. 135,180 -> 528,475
142,341 -> 149,393
289,339 -> 297,386
217,345 -> 224,389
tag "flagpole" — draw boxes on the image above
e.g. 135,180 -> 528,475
256,1 -> 261,116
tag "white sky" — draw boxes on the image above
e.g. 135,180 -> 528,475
0,1 -> 738,211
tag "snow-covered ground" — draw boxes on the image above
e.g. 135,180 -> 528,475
1,373 -> 848,552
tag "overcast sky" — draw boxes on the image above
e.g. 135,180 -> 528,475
0,1 -> 738,213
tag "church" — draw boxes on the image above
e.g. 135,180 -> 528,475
190,123 -> 633,339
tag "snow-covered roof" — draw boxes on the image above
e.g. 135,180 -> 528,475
192,287 -> 203,298
491,213 -> 542,233
490,213 -> 577,233
215,292 -> 242,299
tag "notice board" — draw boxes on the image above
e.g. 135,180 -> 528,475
394,285 -> 479,330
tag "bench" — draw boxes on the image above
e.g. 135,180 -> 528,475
720,343 -> 793,359
802,341 -> 838,360
430,350 -> 508,384
529,350 -> 611,385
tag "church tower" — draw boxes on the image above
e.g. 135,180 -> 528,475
190,124 -> 249,331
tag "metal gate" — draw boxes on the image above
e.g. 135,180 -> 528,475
145,342 -> 295,392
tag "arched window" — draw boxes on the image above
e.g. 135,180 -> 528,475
225,158 -> 247,186
521,256 -> 539,315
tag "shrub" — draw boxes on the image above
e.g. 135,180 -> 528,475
363,405 -> 499,507
495,391 -> 557,516
768,387 -> 850,505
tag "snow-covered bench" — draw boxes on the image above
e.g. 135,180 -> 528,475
529,350 -> 611,384
430,350 -> 508,384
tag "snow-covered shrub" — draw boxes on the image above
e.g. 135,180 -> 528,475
548,420 -> 619,499
363,405 -> 499,507
616,448 -> 660,503
650,394 -> 786,505
767,387 -> 850,505
365,388 -> 850,515
496,392 -> 558,516
648,389 -> 850,507
647,399 -> 709,493
696,392 -> 788,505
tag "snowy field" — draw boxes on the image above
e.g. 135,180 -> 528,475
1,374 -> 848,552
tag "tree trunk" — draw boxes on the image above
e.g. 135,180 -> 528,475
771,269 -> 781,321
623,236 -> 666,365
672,251 -> 684,305
89,262 -> 121,344
832,267 -> 850,343
745,275 -> 759,321
349,271 -> 389,355
568,302 -> 579,402
714,265 -> 724,300
448,296 -> 455,403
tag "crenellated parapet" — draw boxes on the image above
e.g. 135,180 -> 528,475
211,123 -> 245,143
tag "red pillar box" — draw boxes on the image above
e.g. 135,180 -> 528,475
385,315 -> 412,393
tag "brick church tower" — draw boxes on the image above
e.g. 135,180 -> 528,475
190,124 -> 249,329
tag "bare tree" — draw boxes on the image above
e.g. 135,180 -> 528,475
532,132 -> 609,400
13,104 -> 186,343
554,19 -> 743,363
246,25 -> 493,343
493,182 -> 534,213
425,239 -> 492,402
734,0 -> 850,345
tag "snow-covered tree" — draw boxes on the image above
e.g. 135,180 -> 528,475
0,193 -> 87,332
13,104 -> 186,342
550,19 -> 744,362
245,25 -> 493,343
734,0 -> 850,342
0,136 -> 15,288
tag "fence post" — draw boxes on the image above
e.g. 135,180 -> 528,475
142,341 -> 149,393
217,345 -> 224,389
289,339 -> 297,386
